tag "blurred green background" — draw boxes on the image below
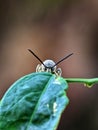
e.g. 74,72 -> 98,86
0,0 -> 98,130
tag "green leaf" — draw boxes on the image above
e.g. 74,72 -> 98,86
0,72 -> 69,130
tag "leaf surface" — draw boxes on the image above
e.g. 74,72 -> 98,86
0,72 -> 69,130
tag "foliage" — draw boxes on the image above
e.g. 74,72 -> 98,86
0,72 -> 69,130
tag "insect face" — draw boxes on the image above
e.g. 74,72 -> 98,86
43,60 -> 57,73
36,59 -> 61,76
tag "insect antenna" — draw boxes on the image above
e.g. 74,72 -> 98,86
28,49 -> 46,67
52,53 -> 74,68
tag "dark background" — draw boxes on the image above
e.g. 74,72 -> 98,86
0,0 -> 98,130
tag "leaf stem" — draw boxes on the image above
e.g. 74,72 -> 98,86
65,78 -> 98,88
